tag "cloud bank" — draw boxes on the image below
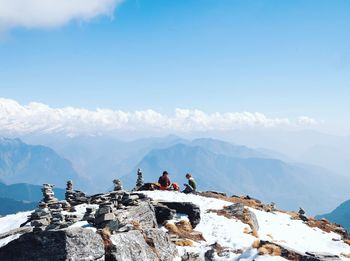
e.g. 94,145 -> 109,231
0,98 -> 318,136
0,0 -> 122,31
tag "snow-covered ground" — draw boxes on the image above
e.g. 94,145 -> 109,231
1,191 -> 350,260
0,211 -> 32,247
0,211 -> 32,235
141,190 -> 350,261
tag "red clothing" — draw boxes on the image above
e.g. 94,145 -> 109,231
158,175 -> 170,189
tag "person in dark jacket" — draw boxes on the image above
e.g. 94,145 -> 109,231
158,171 -> 171,190
183,173 -> 197,194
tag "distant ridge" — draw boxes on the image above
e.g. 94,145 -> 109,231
317,199 -> 350,232
0,137 -> 82,188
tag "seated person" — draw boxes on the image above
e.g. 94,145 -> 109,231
183,173 -> 197,194
158,171 -> 171,190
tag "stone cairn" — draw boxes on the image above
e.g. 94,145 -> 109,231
113,179 -> 123,191
65,180 -> 89,206
29,184 -> 73,232
65,180 -> 74,203
90,179 -> 145,230
30,201 -> 51,232
28,179 -> 147,233
133,168 -> 144,191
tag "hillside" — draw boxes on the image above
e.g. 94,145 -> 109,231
122,143 -> 349,215
317,200 -> 350,232
0,138 -> 82,188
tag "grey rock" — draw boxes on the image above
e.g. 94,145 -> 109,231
154,203 -> 176,225
181,251 -> 204,261
226,203 -> 244,216
158,201 -> 201,228
115,201 -> 157,229
226,203 -> 259,231
303,252 -> 341,261
143,228 -> 178,261
110,230 -> 158,261
95,213 -> 115,225
0,227 -> 105,261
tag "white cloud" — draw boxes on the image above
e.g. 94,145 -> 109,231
0,0 -> 122,31
0,98 -> 319,136
297,116 -> 318,126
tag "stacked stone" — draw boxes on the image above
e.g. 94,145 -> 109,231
42,184 -> 58,204
47,202 -> 65,229
64,214 -> 79,227
30,202 -> 51,232
65,180 -> 89,206
133,168 -> 144,191
65,180 -> 75,204
120,193 -> 140,206
113,179 -> 123,191
83,207 -> 96,224
94,202 -> 117,227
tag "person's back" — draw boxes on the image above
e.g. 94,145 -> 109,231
158,171 -> 171,190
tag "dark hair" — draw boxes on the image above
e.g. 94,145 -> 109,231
163,171 -> 168,175
186,173 -> 191,178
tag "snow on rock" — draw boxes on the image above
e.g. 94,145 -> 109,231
0,211 -> 31,234
142,190 -> 350,261
142,190 -> 258,259
1,191 -> 350,260
0,211 -> 32,248
252,208 -> 350,258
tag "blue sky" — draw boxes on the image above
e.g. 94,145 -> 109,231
0,0 -> 349,134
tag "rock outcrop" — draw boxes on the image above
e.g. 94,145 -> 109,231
0,180 -> 181,261
157,201 -> 201,228
0,227 -> 105,261
109,229 -> 178,261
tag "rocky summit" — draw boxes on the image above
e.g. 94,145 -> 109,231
1,178 -> 350,261
0,179 -> 184,261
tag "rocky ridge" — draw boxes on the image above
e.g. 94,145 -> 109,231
1,177 -> 350,260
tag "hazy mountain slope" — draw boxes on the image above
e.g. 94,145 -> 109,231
122,143 -> 349,214
299,143 -> 350,176
0,138 -> 81,188
23,135 -> 187,191
0,182 -> 64,202
190,138 -> 268,158
317,200 -> 350,232
0,197 -> 37,216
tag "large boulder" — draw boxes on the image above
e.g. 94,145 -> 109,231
158,201 -> 201,228
110,229 -> 177,261
115,201 -> 157,229
0,227 -> 105,261
143,228 -> 178,261
154,203 -> 176,225
109,230 -> 158,261
224,203 -> 259,231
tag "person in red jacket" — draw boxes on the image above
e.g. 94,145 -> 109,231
158,171 -> 171,190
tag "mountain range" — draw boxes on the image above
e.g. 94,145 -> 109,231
0,181 -> 65,216
121,139 -> 350,215
2,135 -> 349,216
0,138 -> 83,189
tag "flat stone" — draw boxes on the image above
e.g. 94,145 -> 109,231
114,201 -> 157,229
0,228 -> 105,261
95,213 -> 115,224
